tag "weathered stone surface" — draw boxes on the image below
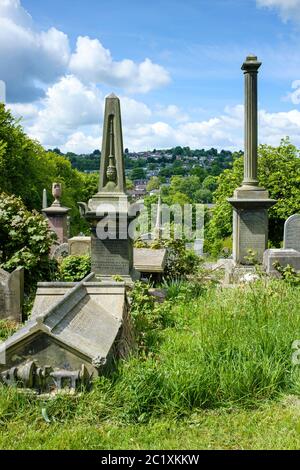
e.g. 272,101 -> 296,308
0,273 -> 132,391
50,243 -> 69,260
134,248 -> 167,273
263,248 -> 300,276
68,236 -> 91,256
231,206 -> 269,264
284,214 -> 300,252
0,267 -> 24,323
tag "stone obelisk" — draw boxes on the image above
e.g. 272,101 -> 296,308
228,55 -> 276,264
81,94 -> 139,281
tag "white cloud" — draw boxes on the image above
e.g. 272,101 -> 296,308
257,0 -> 300,22
20,75 -> 103,148
69,36 -> 170,93
284,80 -> 300,104
0,1 -> 170,103
0,0 -> 70,102
7,76 -> 156,152
9,82 -> 300,152
63,131 -> 101,154
155,104 -> 189,122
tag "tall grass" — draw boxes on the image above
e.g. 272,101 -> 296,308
0,279 -> 300,425
112,280 -> 300,419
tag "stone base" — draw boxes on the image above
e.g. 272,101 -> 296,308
91,236 -> 135,279
228,188 -> 276,264
263,248 -> 300,276
222,260 -> 258,285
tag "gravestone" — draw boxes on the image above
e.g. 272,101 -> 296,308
284,214 -> 300,252
134,248 -> 167,275
51,243 -> 69,260
0,274 -> 132,391
0,267 -> 24,323
68,236 -> 91,256
263,248 -> 300,276
79,94 -> 139,282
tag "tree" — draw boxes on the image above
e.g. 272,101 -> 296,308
130,167 -> 146,181
146,176 -> 160,192
202,175 -> 218,192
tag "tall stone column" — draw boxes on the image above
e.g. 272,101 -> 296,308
242,55 -> 260,188
228,55 -> 276,264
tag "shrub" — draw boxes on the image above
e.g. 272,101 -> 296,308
59,255 -> 91,282
0,192 -> 57,292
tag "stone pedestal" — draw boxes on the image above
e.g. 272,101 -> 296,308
43,205 -> 70,244
229,189 -> 275,264
85,196 -> 138,282
43,183 -> 70,244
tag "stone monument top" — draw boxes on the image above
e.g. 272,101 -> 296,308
82,94 -> 128,216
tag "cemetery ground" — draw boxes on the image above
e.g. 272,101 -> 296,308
1,277 -> 300,450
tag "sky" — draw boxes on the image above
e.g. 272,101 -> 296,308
1,0 -> 300,152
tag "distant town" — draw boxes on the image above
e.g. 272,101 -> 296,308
48,146 -> 241,203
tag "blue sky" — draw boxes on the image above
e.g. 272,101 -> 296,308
1,0 -> 300,152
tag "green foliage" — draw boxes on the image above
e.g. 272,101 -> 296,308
0,192 -> 57,291
0,104 -> 97,235
273,263 -> 300,286
0,320 -> 18,341
206,139 -> 300,254
134,237 -> 200,279
146,176 -> 160,192
59,255 -> 91,282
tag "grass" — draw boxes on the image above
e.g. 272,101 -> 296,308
1,279 -> 300,449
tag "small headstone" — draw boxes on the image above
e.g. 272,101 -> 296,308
134,248 -> 167,274
263,248 -> 300,276
50,243 -> 69,260
284,214 -> 300,252
68,236 -> 91,256
0,267 -> 24,322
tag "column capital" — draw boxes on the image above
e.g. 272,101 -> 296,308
241,55 -> 261,73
